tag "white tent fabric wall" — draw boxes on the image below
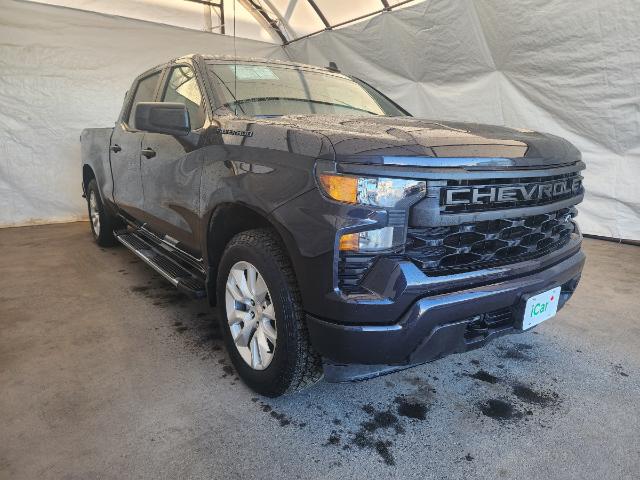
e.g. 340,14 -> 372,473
1,0 -> 638,241
285,0 -> 640,241
0,0 -> 285,227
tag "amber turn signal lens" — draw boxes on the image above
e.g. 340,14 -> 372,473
339,233 -> 360,251
318,173 -> 358,204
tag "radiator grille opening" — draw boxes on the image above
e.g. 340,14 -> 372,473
338,206 -> 577,293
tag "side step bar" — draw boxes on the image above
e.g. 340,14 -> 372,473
116,231 -> 207,299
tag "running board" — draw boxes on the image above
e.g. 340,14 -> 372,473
116,231 -> 207,299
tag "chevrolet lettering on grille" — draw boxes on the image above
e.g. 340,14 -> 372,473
443,177 -> 582,206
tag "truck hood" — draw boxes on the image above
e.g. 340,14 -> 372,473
255,114 -> 581,168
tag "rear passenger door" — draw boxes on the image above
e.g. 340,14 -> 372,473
110,69 -> 162,218
140,64 -> 208,255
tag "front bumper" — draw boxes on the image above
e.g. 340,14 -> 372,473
307,243 -> 585,382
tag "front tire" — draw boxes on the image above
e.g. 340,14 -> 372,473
86,178 -> 121,247
216,229 -> 322,397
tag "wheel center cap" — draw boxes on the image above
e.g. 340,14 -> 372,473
248,302 -> 262,320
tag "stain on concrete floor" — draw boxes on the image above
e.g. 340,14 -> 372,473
1,223 -> 639,480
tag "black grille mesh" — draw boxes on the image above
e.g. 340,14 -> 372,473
338,206 -> 577,293
406,206 -> 576,272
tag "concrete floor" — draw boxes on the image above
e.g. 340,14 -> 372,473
0,223 -> 638,479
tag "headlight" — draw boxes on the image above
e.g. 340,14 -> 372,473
318,173 -> 426,252
318,173 -> 425,208
339,226 -> 400,252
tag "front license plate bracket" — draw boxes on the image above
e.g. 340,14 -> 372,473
515,286 -> 562,330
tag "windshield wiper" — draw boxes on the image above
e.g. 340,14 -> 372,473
221,97 -> 380,116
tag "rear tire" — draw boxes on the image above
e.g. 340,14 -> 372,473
216,229 -> 322,397
86,178 -> 122,247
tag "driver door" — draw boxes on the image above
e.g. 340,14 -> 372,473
140,64 -> 207,256
110,69 -> 162,218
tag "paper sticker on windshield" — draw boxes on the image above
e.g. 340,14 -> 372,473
230,65 -> 279,80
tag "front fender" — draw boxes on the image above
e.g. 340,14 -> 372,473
198,144 -> 318,231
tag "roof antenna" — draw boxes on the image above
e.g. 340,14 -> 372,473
233,0 -> 238,115
327,61 -> 340,72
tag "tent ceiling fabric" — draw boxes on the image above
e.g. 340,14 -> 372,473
28,0 -> 421,44
285,0 -> 640,241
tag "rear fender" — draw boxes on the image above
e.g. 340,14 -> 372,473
80,127 -> 116,209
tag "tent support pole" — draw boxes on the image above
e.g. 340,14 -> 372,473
286,0 -> 419,45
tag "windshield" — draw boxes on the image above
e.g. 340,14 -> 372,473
207,63 -> 407,117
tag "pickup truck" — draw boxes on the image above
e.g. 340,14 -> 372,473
81,54 -> 585,397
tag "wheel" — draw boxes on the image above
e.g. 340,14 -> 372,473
217,229 -> 323,397
86,178 -> 121,247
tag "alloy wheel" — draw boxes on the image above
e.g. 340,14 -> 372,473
225,261 -> 277,370
89,191 -> 100,237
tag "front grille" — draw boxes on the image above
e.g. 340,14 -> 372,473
337,206 -> 577,293
405,206 -> 576,274
441,171 -> 583,214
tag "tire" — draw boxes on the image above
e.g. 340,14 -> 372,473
86,178 -> 122,247
216,229 -> 323,397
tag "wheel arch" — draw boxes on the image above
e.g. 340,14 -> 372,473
204,202 -> 299,306
82,164 -> 96,196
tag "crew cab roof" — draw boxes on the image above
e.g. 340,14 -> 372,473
172,53 -> 336,74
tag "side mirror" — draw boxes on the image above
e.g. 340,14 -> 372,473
134,102 -> 190,136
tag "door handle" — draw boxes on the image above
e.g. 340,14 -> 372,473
141,148 -> 156,159
110,144 -> 122,153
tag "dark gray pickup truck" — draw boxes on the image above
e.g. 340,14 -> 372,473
81,54 -> 585,396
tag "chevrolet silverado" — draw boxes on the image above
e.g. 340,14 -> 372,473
80,54 -> 585,396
